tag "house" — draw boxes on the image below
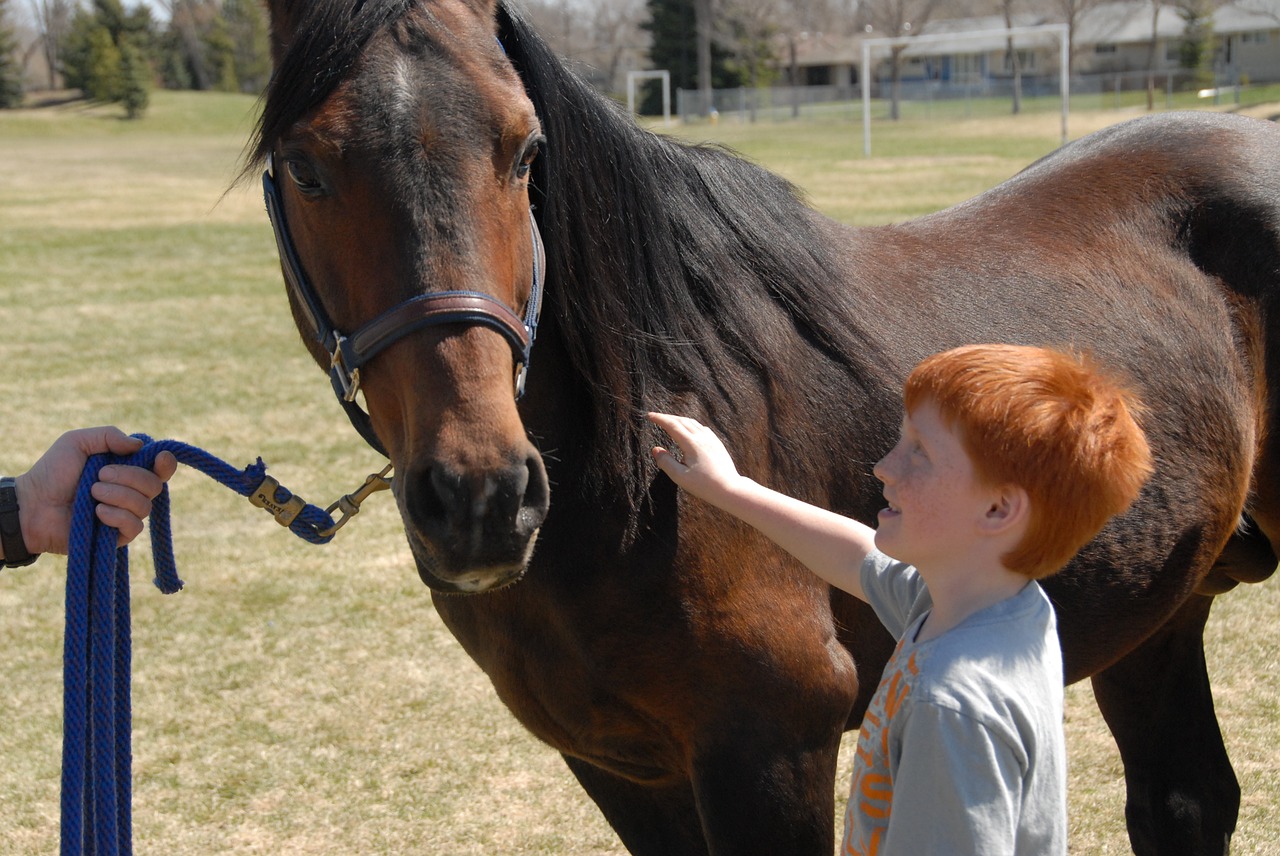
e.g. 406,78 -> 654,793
1076,0 -> 1280,81
789,0 -> 1280,92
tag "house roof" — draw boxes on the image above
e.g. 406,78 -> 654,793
896,16 -> 1065,57
1215,0 -> 1280,34
1074,2 -> 1187,45
788,0 -> 1280,67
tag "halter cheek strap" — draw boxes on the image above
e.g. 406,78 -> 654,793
262,157 -> 546,457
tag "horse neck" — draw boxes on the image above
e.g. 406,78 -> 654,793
502,3 -> 894,528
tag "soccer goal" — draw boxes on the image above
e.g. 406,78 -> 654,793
860,24 -> 1070,156
627,70 -> 672,124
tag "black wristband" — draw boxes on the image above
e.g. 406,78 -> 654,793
0,477 -> 40,568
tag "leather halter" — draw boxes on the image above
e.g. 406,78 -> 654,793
262,156 -> 546,457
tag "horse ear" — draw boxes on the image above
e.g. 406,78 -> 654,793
260,0 -> 302,64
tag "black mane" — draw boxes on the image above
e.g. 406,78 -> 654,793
496,2 -> 886,522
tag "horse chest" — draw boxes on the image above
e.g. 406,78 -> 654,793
430,583 -> 693,775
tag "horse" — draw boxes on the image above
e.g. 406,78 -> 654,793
245,1 -> 1280,853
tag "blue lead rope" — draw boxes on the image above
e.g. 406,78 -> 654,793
60,437 -> 340,856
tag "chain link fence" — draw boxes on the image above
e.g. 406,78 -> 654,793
670,71 -> 1279,124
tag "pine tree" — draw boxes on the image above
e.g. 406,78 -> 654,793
85,25 -> 122,101
203,13 -> 237,92
62,1 -> 151,116
1178,0 -> 1216,90
0,0 -> 25,108
224,0 -> 270,93
119,36 -> 149,118
642,0 -> 740,115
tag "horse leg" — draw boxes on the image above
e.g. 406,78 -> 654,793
688,730 -> 842,855
562,755 -> 709,856
563,726 -> 842,856
1090,593 -> 1238,856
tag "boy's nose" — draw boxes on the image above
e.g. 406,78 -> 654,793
872,454 -> 890,483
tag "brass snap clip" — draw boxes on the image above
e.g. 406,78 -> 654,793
318,464 -> 394,538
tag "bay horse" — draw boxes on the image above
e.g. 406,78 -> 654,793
246,1 -> 1280,853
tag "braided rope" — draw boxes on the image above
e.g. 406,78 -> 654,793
61,437 -> 338,856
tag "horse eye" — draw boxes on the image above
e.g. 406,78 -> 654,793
285,158 -> 324,195
515,138 -> 542,180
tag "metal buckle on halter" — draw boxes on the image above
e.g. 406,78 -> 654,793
514,361 -> 528,399
318,464 -> 394,538
329,333 -> 362,402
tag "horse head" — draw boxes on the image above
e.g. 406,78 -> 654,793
252,0 -> 549,593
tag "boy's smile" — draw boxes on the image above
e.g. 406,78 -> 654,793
872,397 -> 993,571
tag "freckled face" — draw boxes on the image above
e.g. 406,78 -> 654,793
871,398 -> 991,570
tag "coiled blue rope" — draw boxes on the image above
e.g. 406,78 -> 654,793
61,437 -> 339,856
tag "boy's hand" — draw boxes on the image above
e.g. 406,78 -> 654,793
648,411 -> 874,599
648,412 -> 744,503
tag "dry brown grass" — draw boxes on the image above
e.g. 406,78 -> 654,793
1,92 -> 1277,854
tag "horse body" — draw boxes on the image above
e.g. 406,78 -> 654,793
253,2 -> 1279,853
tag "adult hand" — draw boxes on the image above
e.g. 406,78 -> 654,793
13,427 -> 178,555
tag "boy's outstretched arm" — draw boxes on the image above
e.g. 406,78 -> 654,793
648,412 -> 875,601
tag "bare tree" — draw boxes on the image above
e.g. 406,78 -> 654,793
1143,0 -> 1160,109
860,0 -> 946,119
1232,0 -> 1280,24
160,0 -> 210,90
695,0 -> 710,111
28,0 -> 72,89
1046,0 -> 1109,75
585,0 -> 647,90
782,0 -> 845,114
715,0 -> 782,81
1000,0 -> 1023,113
523,0 -> 647,93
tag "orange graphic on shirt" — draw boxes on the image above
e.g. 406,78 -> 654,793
841,640 -> 925,856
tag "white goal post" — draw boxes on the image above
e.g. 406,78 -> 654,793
860,24 -> 1070,156
627,70 -> 672,124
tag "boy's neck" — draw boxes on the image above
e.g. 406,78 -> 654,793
914,562 -> 1030,642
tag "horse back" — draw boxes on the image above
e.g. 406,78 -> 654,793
828,112 -> 1280,676
1005,112 -> 1280,596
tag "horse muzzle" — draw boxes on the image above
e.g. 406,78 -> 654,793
398,452 -> 549,594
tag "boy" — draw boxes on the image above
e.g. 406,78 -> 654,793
647,343 -> 1152,855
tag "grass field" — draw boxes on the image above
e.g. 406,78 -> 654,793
1,89 -> 1278,854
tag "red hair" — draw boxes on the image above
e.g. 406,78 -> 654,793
903,344 -> 1153,579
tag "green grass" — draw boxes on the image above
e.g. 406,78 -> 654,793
1,89 -> 1278,854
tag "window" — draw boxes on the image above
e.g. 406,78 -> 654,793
1004,49 -> 1038,72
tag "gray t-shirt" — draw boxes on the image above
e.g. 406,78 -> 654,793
840,550 -> 1067,855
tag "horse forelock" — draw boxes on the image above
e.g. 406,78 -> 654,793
247,0 -> 418,177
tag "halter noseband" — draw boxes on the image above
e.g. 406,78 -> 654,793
262,156 -> 546,458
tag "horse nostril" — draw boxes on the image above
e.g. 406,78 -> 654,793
410,453 -> 548,544
428,464 -> 465,517
518,451 -> 550,535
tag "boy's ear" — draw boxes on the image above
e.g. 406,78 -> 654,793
980,485 -> 1030,535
